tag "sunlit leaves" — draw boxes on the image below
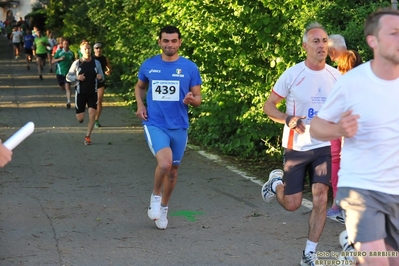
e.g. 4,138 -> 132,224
41,0 -> 385,160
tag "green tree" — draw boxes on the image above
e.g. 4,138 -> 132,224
41,0 -> 391,162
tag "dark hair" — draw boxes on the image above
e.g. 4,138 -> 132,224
364,7 -> 399,37
158,25 -> 181,40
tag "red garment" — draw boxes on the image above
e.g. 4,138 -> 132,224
330,138 -> 342,198
52,44 -> 62,56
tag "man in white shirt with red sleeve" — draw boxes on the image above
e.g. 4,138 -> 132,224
261,22 -> 341,266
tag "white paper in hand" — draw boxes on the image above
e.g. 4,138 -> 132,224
3,122 -> 35,150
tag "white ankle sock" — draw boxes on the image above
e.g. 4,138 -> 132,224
271,180 -> 283,192
305,239 -> 318,254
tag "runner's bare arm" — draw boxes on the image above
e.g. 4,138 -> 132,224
183,85 -> 201,107
135,79 -> 149,120
263,91 -> 288,124
264,91 -> 306,134
310,110 -> 360,140
105,57 -> 112,75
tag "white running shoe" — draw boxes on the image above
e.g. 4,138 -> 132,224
338,244 -> 357,263
300,251 -> 319,266
339,230 -> 357,263
155,206 -> 168,230
261,169 -> 284,203
147,194 -> 161,220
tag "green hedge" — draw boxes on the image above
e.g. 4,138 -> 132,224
40,0 -> 390,161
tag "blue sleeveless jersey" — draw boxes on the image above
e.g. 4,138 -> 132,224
138,55 -> 202,129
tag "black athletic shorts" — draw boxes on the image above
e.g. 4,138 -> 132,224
24,48 -> 33,55
282,146 -> 331,195
75,91 -> 97,114
97,81 -> 106,89
56,74 -> 70,87
36,53 -> 47,60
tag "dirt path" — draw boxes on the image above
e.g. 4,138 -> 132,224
0,35 -> 344,266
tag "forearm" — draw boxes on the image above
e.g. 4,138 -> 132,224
310,116 -> 341,141
134,86 -> 146,107
263,104 -> 288,124
190,95 -> 202,107
52,57 -> 60,64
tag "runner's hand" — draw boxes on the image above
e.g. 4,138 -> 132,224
183,92 -> 195,105
77,74 -> 85,81
136,105 -> 148,121
286,115 -> 306,134
338,110 -> 359,138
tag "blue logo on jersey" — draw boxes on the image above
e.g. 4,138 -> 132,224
308,108 -> 318,118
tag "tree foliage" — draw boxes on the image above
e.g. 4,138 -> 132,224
40,0 -> 390,161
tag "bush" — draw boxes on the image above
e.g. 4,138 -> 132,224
42,0 -> 392,162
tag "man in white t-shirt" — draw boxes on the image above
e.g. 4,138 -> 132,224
261,22 -> 341,266
310,8 -> 399,266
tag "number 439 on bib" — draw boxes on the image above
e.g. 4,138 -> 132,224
152,80 -> 180,101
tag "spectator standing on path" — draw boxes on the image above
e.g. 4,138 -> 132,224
52,39 -> 75,109
66,41 -> 104,145
261,22 -> 341,266
328,34 -> 347,63
134,25 -> 202,230
32,29 -> 49,80
93,42 -> 112,128
23,29 -> 34,70
327,49 -> 363,220
310,8 -> 399,266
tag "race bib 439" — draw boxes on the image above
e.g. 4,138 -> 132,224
152,80 -> 180,101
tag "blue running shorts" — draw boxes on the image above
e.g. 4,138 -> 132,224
143,125 -> 188,165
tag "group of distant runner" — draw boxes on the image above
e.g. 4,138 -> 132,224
7,22 -> 112,146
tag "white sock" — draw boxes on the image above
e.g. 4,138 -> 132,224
305,239 -> 318,254
271,180 -> 283,193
